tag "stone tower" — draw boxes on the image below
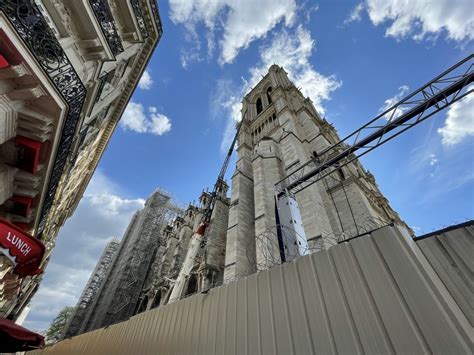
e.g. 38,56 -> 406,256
224,65 -> 408,282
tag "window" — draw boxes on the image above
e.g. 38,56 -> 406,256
267,87 -> 273,104
256,97 -> 263,115
185,275 -> 198,296
151,293 -> 161,309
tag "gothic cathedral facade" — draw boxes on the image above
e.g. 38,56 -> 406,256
224,65 -> 410,282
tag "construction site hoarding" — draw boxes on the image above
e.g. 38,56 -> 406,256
415,221 -> 473,327
31,223 -> 473,354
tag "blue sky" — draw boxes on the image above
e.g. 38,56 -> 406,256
25,0 -> 474,332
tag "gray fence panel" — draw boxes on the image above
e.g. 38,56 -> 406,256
31,224 -> 473,354
416,223 -> 474,326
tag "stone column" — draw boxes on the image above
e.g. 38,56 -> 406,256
201,183 -> 230,288
224,127 -> 256,282
252,138 -> 283,270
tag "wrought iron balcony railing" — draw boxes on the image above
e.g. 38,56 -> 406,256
130,0 -> 149,39
89,0 -> 124,56
2,0 -> 87,235
149,0 -> 163,39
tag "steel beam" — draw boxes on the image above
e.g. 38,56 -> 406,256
276,54 -> 474,195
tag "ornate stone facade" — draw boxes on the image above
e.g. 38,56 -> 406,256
65,183 -> 229,336
142,181 -> 230,307
0,0 -> 162,320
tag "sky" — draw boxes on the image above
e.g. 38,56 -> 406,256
24,0 -> 474,332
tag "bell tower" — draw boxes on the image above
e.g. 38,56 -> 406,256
224,65 -> 408,282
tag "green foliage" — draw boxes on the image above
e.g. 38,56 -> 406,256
45,306 -> 74,344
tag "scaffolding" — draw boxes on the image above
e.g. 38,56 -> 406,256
79,189 -> 182,332
61,239 -> 119,338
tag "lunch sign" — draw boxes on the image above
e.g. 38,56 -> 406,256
0,219 -> 45,278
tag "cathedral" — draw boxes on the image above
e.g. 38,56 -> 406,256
65,65 -> 411,336
223,64 -> 410,281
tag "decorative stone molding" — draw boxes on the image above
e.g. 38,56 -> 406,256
51,0 -> 78,37
0,164 -> 16,204
0,96 -> 16,144
5,84 -> 46,101
0,63 -> 30,79
17,107 -> 54,143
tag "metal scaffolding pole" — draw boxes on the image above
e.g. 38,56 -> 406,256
61,240 -> 119,338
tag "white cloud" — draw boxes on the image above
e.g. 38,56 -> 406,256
408,146 -> 441,175
24,171 -> 145,332
344,3 -> 365,24
138,69 -> 153,90
365,0 -> 474,42
149,113 -> 172,135
379,85 -> 409,121
249,26 -> 341,115
181,49 -> 203,69
301,2 -> 319,24
169,0 -> 297,65
219,26 -> 341,151
121,101 -> 172,136
438,88 -> 474,145
89,194 -> 145,218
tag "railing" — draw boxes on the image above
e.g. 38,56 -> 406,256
149,0 -> 163,39
2,0 -> 87,235
130,0 -> 149,39
89,0 -> 124,56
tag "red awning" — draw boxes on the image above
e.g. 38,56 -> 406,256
0,219 -> 45,278
0,54 -> 9,68
16,136 -> 42,175
0,317 -> 45,352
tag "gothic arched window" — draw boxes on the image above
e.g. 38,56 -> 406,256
151,292 -> 161,309
266,87 -> 273,104
185,275 -> 198,296
256,97 -> 263,115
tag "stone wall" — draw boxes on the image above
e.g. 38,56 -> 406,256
224,65 -> 411,282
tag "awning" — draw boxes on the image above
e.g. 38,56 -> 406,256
0,317 -> 44,352
16,136 -> 42,175
0,219 -> 45,278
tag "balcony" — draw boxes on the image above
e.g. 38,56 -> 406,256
0,8 -> 76,233
129,0 -> 149,39
88,0 -> 124,56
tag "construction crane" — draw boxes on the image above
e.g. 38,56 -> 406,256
168,120 -> 242,303
169,54 -> 473,303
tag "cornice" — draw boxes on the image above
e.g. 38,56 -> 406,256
67,1 -> 160,201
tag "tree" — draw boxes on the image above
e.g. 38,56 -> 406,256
45,306 -> 74,344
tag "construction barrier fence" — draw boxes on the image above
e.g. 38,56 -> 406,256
31,223 -> 473,354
